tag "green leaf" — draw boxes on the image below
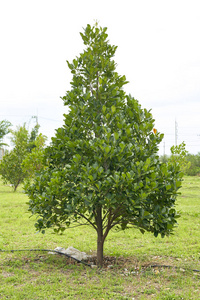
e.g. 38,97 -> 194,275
88,175 -> 93,181
114,132 -> 119,140
102,105 -> 106,113
143,211 -> 150,217
166,185 -> 171,190
126,128 -> 131,136
105,146 -> 111,153
73,59 -> 78,68
111,105 -> 116,114
119,142 -> 125,151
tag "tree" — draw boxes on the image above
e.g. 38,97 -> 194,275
22,133 -> 47,179
0,149 -> 27,191
168,142 -> 191,174
0,120 -> 12,147
0,124 -> 45,191
27,123 -> 40,152
25,24 -> 183,266
0,124 -> 29,191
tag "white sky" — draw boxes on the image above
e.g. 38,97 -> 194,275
0,0 -> 200,155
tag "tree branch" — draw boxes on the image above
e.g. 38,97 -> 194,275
102,205 -> 126,239
74,210 -> 97,230
102,207 -> 112,223
64,223 -> 92,229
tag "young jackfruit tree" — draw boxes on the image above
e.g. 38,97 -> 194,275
25,24 -> 183,266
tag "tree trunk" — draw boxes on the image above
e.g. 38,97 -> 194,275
97,230 -> 104,267
96,206 -> 104,267
14,184 -> 18,192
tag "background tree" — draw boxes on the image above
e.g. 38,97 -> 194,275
25,24 -> 183,266
168,142 -> 191,174
0,124 -> 46,191
0,120 -> 12,147
0,124 -> 29,191
27,123 -> 40,152
0,150 -> 26,191
22,133 -> 47,179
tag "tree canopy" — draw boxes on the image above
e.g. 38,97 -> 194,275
0,120 -> 11,147
25,24 -> 183,266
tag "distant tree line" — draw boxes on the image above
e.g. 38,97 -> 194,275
185,153 -> 200,176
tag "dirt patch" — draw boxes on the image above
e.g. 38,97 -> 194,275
85,255 -> 134,267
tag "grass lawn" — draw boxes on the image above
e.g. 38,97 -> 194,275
0,176 -> 200,299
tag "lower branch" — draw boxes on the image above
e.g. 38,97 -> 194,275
74,210 -> 97,230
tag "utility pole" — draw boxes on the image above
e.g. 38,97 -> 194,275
175,120 -> 178,146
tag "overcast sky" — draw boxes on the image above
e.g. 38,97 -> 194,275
0,0 -> 200,155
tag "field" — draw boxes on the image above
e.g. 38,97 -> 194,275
0,176 -> 200,299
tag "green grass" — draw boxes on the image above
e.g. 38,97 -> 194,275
0,176 -> 200,299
